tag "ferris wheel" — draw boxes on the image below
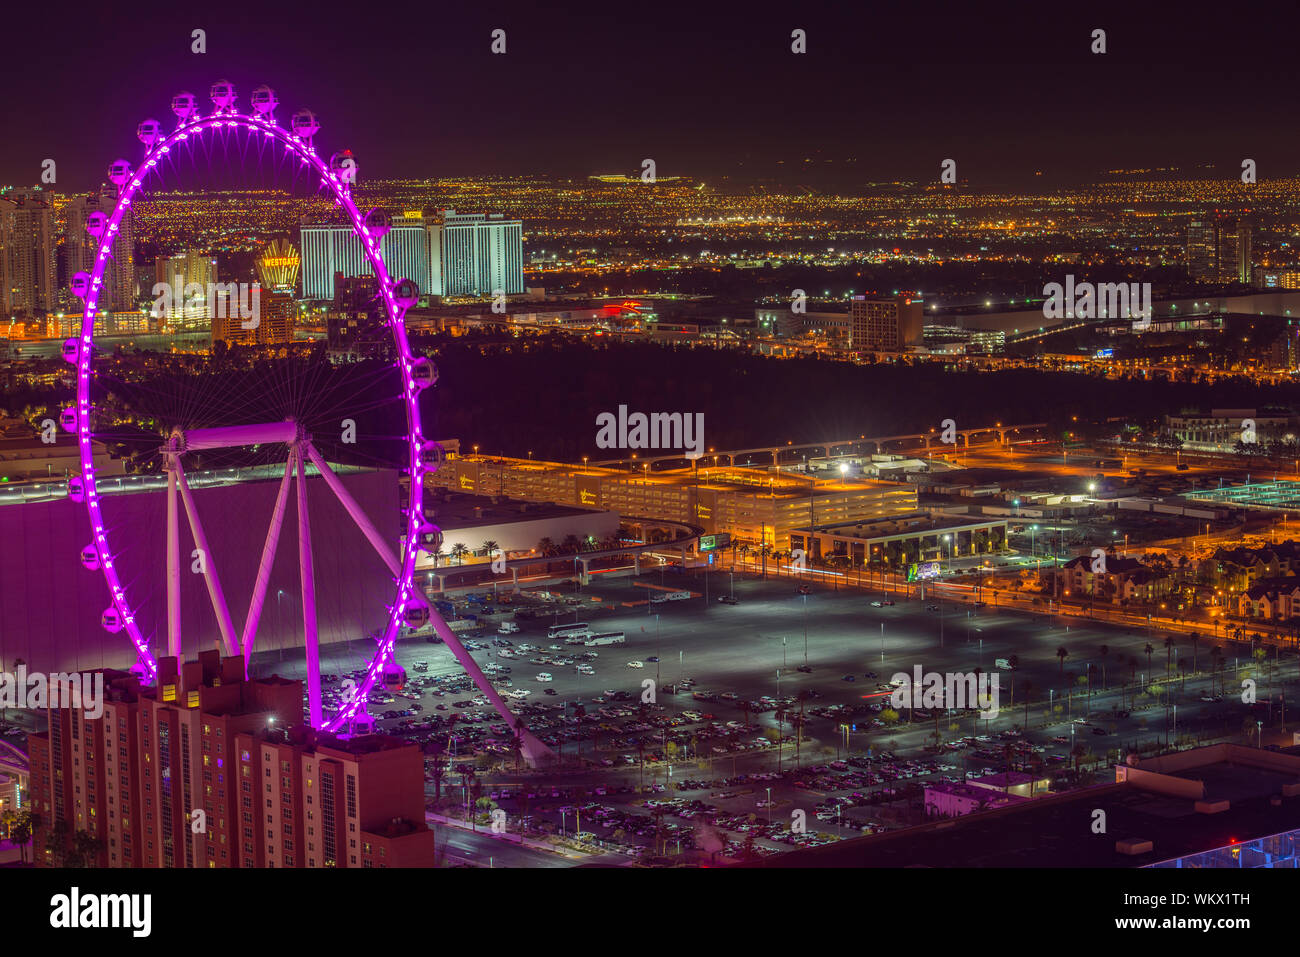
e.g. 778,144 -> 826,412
63,81 -> 551,762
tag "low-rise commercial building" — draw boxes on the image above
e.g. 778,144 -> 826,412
427,453 -> 918,548
790,513 -> 1008,568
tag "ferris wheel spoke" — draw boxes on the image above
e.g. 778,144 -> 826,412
173,460 -> 239,658
239,454 -> 295,664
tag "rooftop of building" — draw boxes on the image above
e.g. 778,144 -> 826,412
425,489 -> 607,527
969,770 -> 1046,789
924,780 -> 1027,805
454,455 -> 911,500
796,512 -> 1006,539
758,743 -> 1300,868
363,817 -> 426,839
320,731 -> 416,756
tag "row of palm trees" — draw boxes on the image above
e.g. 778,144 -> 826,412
427,533 -> 635,568
535,534 -> 626,557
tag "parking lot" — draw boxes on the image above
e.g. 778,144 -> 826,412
250,563 -> 1291,862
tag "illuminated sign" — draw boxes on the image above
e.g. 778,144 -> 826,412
907,561 -> 940,582
579,489 -> 597,505
403,210 -> 423,219
458,475 -> 476,490
699,532 -> 731,551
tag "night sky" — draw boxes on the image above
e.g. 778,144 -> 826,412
6,1 -> 1300,189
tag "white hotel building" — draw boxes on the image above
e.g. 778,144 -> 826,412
299,209 -> 524,301
300,215 -> 441,300
440,210 -> 524,297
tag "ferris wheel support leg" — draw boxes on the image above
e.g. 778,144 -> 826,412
295,446 -> 323,729
240,456 -> 295,673
428,614 -> 556,766
166,462 -> 182,659
174,461 -> 239,659
304,444 -> 550,762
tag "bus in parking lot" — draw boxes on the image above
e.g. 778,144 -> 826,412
586,632 -> 626,646
548,622 -> 591,641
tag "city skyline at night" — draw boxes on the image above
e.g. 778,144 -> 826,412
1,2 -> 1294,939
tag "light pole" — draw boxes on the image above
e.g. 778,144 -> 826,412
276,589 -> 285,661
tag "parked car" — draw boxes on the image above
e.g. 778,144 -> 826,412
717,595 -> 739,605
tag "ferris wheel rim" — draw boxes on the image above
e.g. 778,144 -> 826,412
69,96 -> 427,735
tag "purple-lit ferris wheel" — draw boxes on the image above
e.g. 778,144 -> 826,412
63,82 -> 550,761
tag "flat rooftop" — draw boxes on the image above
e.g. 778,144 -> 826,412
428,490 -> 606,528
798,512 -> 1006,538
758,745 -> 1300,868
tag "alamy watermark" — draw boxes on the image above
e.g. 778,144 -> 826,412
889,665 -> 999,719
151,280 -> 261,329
0,666 -> 104,720
1043,275 -> 1151,328
595,405 -> 704,458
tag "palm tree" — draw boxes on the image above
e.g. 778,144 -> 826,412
1144,643 -> 1154,682
469,777 -> 482,832
1070,741 -> 1087,772
450,543 -> 469,566
1098,645 -> 1109,690
538,536 -> 556,556
1163,635 -> 1176,678
72,829 -> 103,868
481,540 -> 500,562
1190,632 -> 1200,673
1021,679 -> 1033,730
429,761 -> 445,802
561,534 -> 582,555
9,809 -> 32,865
1056,646 -> 1070,675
